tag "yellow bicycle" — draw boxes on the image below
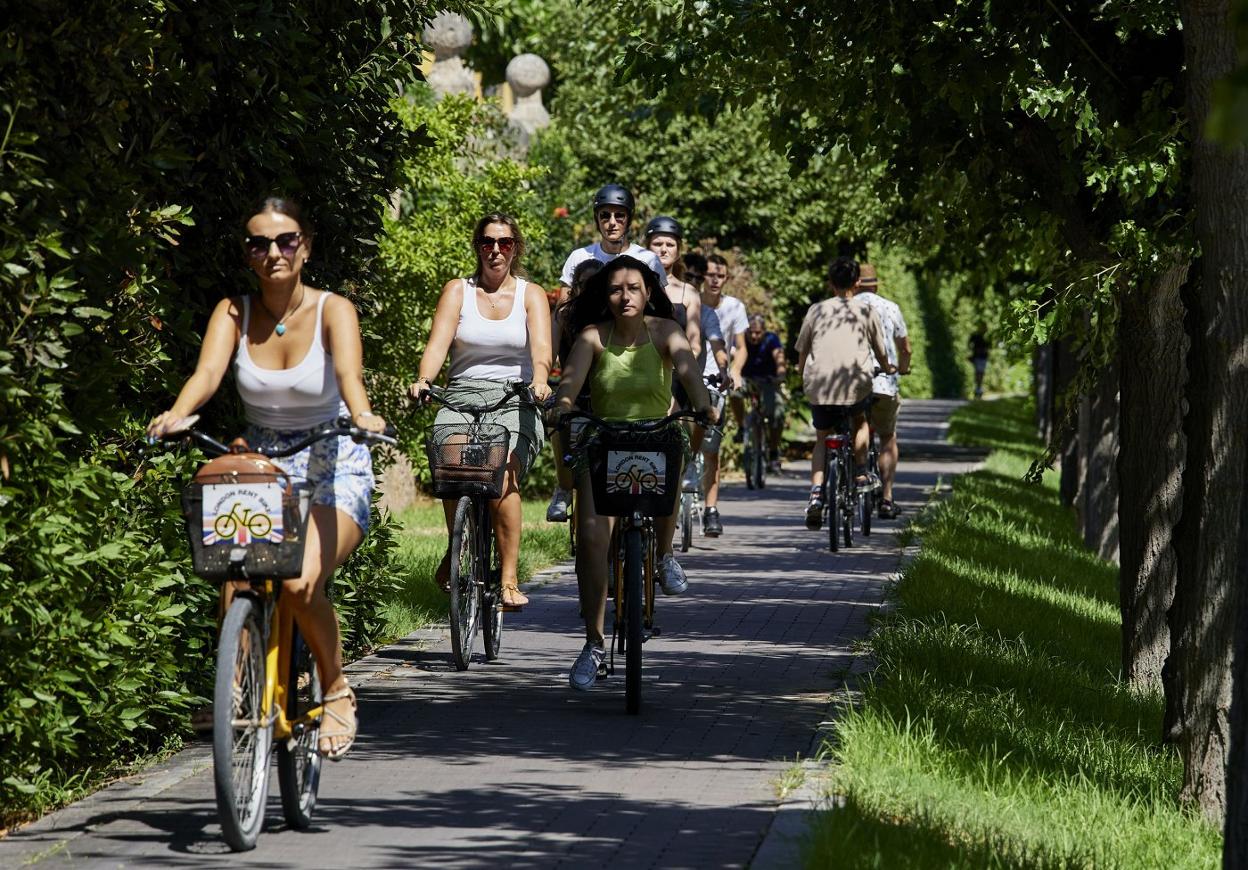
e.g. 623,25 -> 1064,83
155,415 -> 395,851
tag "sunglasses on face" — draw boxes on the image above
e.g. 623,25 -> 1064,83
244,232 -> 303,258
596,210 -> 629,224
478,235 -> 517,255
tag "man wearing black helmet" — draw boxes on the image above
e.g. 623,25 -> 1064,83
558,184 -> 667,294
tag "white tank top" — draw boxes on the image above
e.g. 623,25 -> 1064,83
447,277 -> 533,381
234,292 -> 348,429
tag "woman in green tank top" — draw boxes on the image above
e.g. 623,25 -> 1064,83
551,255 -> 717,691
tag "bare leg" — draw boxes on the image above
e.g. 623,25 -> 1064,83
852,412 -> 870,470
811,429 -> 831,489
656,463 -> 681,557
704,448 -> 722,507
552,429 -> 573,491
730,394 -> 745,429
878,431 -> 899,501
490,454 -> 526,606
285,504 -> 363,756
573,471 -> 613,646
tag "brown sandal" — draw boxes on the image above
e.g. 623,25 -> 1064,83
501,583 -> 529,611
318,683 -> 358,762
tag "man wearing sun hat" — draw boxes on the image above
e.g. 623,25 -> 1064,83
854,263 -> 911,519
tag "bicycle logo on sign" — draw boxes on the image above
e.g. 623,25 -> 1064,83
212,503 -> 273,544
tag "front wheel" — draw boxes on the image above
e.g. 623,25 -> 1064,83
860,491 -> 873,537
277,629 -> 322,830
448,496 -> 480,671
214,596 -> 271,852
482,547 -> 503,662
753,421 -> 767,489
679,493 -> 693,553
623,526 -> 644,715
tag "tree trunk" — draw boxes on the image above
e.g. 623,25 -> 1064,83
1055,339 -> 1080,507
1035,343 -> 1055,441
1078,353 -> 1120,563
1117,260 -> 1189,690
1169,0 -> 1248,832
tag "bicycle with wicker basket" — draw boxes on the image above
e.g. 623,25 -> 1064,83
151,414 -> 395,852
560,407 -> 709,714
420,382 -> 538,671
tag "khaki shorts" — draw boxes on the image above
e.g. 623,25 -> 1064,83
870,393 -> 901,436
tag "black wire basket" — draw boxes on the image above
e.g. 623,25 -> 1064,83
588,424 -> 684,517
181,474 -> 312,581
425,423 -> 510,498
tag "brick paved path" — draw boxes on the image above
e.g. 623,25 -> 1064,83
4,401 -> 976,869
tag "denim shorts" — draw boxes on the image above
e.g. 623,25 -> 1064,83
244,424 -> 375,533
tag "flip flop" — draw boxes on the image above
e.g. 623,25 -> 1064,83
501,583 -> 528,611
318,684 -> 357,762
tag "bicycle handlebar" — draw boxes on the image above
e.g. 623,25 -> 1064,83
556,407 -> 714,434
150,416 -> 398,458
418,381 -> 538,416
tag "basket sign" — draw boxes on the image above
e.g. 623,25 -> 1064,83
606,450 -> 667,496
201,483 -> 285,546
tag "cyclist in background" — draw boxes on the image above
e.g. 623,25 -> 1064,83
645,216 -> 702,368
855,263 -> 911,519
409,213 -> 552,610
551,256 -> 715,690
741,314 -> 788,472
558,184 -> 666,299
796,256 -> 893,530
699,254 -> 747,537
147,196 -> 388,760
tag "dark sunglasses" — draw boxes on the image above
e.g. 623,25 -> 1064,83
244,232 -> 303,258
685,271 -> 705,283
478,235 -> 517,255
596,210 -> 629,224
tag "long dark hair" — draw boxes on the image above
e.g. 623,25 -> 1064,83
471,212 -> 528,281
566,255 -> 675,337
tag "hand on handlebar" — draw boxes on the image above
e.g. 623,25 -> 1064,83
352,412 -> 389,435
528,381 -> 552,403
147,410 -> 199,440
408,378 -> 432,404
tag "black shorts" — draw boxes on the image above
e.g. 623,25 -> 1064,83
810,397 -> 872,432
672,380 -> 691,410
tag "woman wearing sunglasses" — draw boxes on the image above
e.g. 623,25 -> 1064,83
147,196 -> 388,761
409,213 -> 553,609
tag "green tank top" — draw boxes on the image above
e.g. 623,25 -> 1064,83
590,324 -> 673,421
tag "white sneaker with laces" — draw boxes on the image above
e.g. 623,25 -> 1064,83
546,487 -> 571,522
569,643 -> 605,691
656,553 -> 689,595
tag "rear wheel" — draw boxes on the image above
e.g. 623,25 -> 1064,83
448,496 -> 480,671
826,456 -> 840,553
860,491 -> 873,537
753,419 -> 767,489
623,525 -> 644,715
277,629 -> 322,830
214,596 -> 271,852
842,476 -> 855,549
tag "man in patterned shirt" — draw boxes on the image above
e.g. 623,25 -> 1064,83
855,263 -> 911,518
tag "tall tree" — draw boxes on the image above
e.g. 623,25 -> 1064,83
1168,0 -> 1248,827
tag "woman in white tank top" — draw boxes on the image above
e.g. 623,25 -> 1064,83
147,197 -> 387,761
409,213 -> 552,609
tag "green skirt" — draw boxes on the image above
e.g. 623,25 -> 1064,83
434,377 -> 545,482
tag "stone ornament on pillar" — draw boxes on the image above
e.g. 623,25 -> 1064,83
505,53 -> 551,147
423,12 -> 475,97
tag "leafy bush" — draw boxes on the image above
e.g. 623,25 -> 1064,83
0,0 -> 458,823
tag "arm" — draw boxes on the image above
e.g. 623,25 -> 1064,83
657,319 -> 715,422
897,335 -> 912,375
712,338 -> 729,381
325,293 -> 386,433
770,334 -> 787,379
683,289 -> 702,361
147,297 -> 240,436
409,279 -> 462,398
795,312 -> 813,378
552,327 -> 600,413
867,309 -> 895,373
729,331 -> 748,388
526,281 -> 554,401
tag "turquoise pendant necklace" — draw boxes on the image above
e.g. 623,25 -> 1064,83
262,285 -> 304,337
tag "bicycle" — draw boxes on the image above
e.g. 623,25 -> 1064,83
679,375 -> 725,552
154,414 -> 395,852
741,376 -> 778,490
562,407 -> 707,714
821,413 -> 871,552
421,382 -> 538,671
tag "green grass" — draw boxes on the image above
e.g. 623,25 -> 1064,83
804,397 -> 1221,868
380,498 -> 571,639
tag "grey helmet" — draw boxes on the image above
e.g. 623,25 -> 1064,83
591,184 -> 635,215
644,215 -> 683,240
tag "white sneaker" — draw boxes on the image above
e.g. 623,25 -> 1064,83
569,643 -> 606,691
656,553 -> 689,595
546,487 -> 571,522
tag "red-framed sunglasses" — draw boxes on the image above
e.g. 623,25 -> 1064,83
478,235 -> 517,255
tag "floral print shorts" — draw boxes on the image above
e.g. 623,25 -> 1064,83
244,424 -> 375,534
